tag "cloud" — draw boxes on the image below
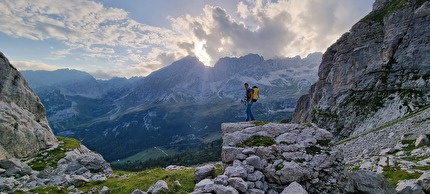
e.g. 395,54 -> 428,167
237,2 -> 249,19
0,0 -> 373,78
47,49 -> 72,60
170,0 -> 373,66
0,0 -> 181,76
11,60 -> 64,71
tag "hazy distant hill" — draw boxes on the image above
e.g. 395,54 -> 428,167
22,53 -> 322,161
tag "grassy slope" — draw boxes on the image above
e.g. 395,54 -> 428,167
18,136 -> 219,194
20,168 -> 196,194
112,147 -> 180,164
79,168 -> 196,194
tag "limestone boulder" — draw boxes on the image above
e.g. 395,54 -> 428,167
280,181 -> 308,194
147,180 -> 168,194
0,52 -> 58,160
194,164 -> 216,183
415,135 -> 430,148
418,171 -> 430,193
349,170 -> 397,194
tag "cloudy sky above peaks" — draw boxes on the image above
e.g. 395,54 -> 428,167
1,0 -> 373,79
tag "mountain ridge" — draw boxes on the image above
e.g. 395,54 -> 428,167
21,52 -> 322,161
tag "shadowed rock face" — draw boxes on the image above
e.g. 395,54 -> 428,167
292,0 -> 430,139
0,52 -> 58,160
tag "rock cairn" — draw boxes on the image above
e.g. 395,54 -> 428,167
193,122 -> 396,194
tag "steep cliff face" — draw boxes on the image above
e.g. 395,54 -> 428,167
0,52 -> 58,159
292,0 -> 430,139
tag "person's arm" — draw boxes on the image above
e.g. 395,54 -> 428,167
250,89 -> 254,104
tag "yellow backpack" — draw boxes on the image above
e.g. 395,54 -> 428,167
252,86 -> 259,102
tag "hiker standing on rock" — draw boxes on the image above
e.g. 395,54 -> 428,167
244,83 -> 255,121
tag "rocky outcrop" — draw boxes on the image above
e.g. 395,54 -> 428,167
192,122 -> 396,194
0,51 -> 58,160
0,51 -> 112,193
292,0 -> 430,140
0,144 -> 112,193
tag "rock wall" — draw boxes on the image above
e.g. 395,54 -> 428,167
292,0 -> 430,139
0,52 -> 58,160
192,122 -> 395,194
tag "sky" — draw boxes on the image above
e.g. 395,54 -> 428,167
0,0 -> 374,79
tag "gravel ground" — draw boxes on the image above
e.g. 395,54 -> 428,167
338,107 -> 430,160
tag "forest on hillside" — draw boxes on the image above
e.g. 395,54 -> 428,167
111,139 -> 222,171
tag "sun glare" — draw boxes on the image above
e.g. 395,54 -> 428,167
195,40 -> 212,66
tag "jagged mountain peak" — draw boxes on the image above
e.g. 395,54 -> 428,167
147,55 -> 209,79
214,53 -> 264,69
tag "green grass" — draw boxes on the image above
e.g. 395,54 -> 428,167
112,147 -> 179,165
412,165 -> 430,171
294,158 -> 306,163
401,140 -> 416,153
303,122 -> 313,127
29,136 -> 81,171
19,168 -> 198,194
403,155 -> 428,162
383,166 -> 422,187
317,139 -> 331,147
26,186 -> 69,194
252,121 -> 269,126
305,145 -> 322,155
78,168 -> 196,194
361,0 -> 407,23
237,135 -> 275,147
214,164 -> 223,177
275,163 -> 284,171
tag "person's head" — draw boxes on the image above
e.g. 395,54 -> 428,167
244,82 -> 249,89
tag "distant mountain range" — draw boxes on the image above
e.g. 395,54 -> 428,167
21,52 -> 322,161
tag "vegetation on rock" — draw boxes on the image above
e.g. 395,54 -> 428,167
237,135 -> 276,147
252,121 -> 269,126
16,168 -> 199,194
29,136 -> 80,171
362,0 -> 407,23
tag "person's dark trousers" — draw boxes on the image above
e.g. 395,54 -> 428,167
245,101 -> 255,121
